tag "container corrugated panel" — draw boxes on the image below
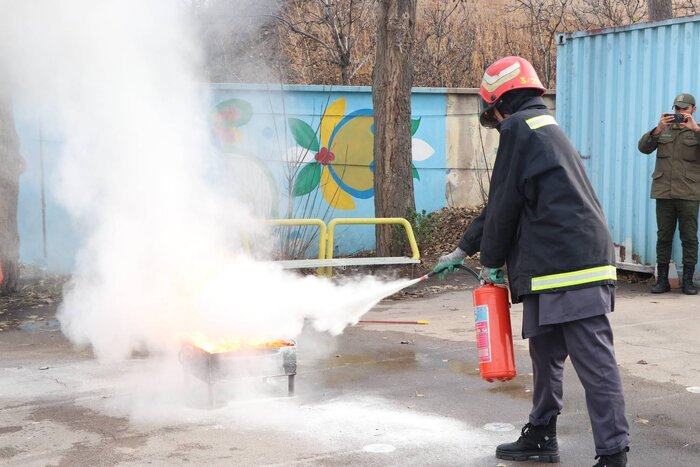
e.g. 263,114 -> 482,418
556,15 -> 700,270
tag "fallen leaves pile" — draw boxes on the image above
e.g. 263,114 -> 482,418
0,265 -> 69,331
1,265 -> 68,308
415,206 -> 483,268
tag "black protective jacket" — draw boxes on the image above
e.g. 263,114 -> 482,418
458,97 -> 615,303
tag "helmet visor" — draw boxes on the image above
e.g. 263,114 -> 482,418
479,98 -> 499,128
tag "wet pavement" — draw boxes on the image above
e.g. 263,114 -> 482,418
1,282 -> 699,466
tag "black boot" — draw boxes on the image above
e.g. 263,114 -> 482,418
682,264 -> 698,295
651,263 -> 670,294
495,415 -> 559,463
593,446 -> 628,466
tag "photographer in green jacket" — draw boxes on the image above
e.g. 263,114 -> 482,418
638,93 -> 700,295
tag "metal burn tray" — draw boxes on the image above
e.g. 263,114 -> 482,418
179,340 -> 297,406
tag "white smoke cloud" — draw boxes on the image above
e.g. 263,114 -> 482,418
0,0 -> 412,363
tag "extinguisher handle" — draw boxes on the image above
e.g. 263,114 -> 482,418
494,269 -> 505,283
454,264 -> 481,282
484,268 -> 505,285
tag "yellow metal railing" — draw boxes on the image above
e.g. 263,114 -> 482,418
326,217 -> 420,262
265,219 -> 327,271
265,218 -> 328,259
267,217 -> 420,276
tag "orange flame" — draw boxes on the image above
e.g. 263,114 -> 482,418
187,332 -> 295,354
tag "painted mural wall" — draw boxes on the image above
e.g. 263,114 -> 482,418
208,84 -> 446,259
13,84 -> 554,271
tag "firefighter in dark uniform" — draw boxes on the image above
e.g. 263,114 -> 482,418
638,93 -> 700,295
435,57 -> 630,466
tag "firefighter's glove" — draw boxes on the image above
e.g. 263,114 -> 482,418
437,247 -> 466,266
432,259 -> 464,281
434,247 -> 467,280
479,265 -> 505,285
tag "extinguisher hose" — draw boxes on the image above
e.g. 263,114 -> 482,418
421,263 -> 481,283
452,264 -> 481,281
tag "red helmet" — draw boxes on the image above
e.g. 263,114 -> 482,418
479,56 -> 545,127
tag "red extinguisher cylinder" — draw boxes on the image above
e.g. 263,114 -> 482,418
472,284 -> 516,382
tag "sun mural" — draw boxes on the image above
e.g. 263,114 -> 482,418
289,98 -> 434,210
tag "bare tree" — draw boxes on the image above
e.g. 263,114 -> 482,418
647,0 -> 673,20
373,0 -> 417,256
191,0 -> 692,90
509,0 -> 572,88
570,0 -> 646,29
674,0 -> 698,17
0,97 -> 24,294
413,0 -> 477,87
188,0 -> 282,83
273,0 -> 375,85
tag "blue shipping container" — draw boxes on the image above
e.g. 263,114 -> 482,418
556,15 -> 700,272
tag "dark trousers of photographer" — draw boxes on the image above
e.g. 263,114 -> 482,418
656,198 -> 699,265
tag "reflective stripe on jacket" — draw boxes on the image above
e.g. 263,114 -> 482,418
531,265 -> 617,291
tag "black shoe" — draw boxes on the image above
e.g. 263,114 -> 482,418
651,263 -> 670,294
682,264 -> 697,295
593,447 -> 628,467
495,416 -> 559,463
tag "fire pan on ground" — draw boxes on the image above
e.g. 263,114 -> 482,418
179,340 -> 297,406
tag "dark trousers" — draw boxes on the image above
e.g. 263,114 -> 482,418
656,198 -> 699,265
529,314 -> 629,456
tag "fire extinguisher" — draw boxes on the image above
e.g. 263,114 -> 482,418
0,263 -> 3,286
427,263 -> 516,382
472,282 -> 516,382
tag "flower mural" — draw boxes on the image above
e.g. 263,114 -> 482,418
210,97 -> 279,218
290,98 -> 435,210
210,98 -> 253,149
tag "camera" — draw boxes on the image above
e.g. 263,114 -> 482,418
664,113 -> 687,123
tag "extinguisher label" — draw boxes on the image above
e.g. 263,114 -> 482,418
474,305 -> 492,363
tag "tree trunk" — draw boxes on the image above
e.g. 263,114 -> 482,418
647,0 -> 673,21
0,97 -> 24,294
372,0 -> 416,256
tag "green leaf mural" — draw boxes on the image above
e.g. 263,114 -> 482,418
288,118 -> 320,152
412,164 -> 420,181
293,162 -> 322,196
411,117 -> 421,136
